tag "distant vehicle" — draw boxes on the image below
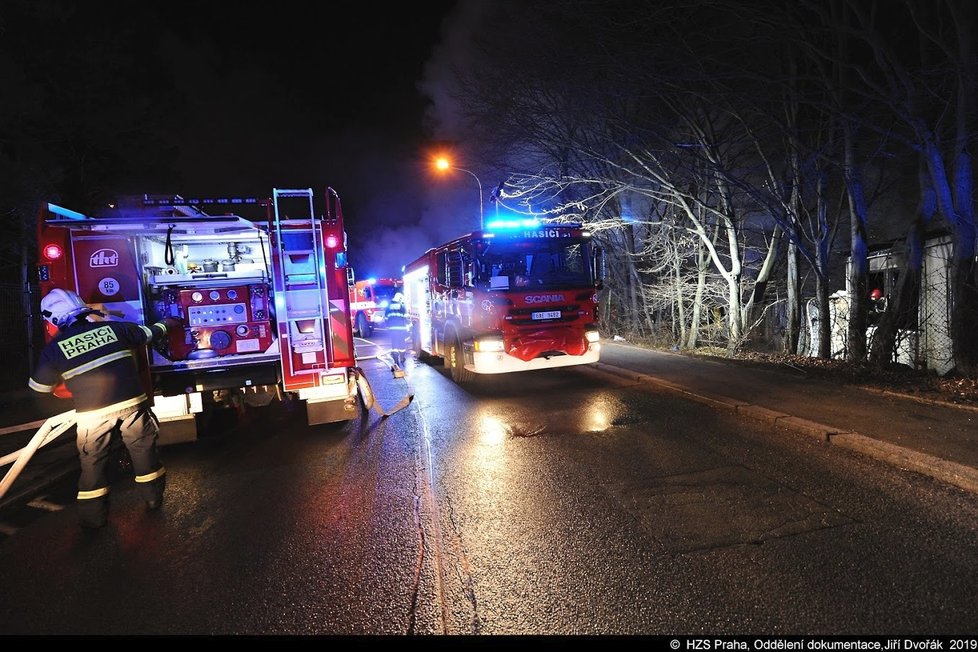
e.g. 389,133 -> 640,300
35,187 -> 362,439
402,217 -> 604,383
349,277 -> 404,338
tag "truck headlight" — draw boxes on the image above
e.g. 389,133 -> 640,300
585,330 -> 600,343
474,338 -> 504,352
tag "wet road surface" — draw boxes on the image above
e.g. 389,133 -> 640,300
1,340 -> 977,634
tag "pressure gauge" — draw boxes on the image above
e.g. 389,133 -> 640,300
210,330 -> 232,350
227,289 -> 238,300
191,291 -> 203,303
209,290 -> 221,301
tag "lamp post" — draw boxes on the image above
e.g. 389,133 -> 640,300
435,157 -> 483,230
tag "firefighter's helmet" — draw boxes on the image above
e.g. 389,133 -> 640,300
870,288 -> 884,301
40,288 -> 90,328
392,293 -> 405,304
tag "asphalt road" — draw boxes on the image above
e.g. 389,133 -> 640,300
1,338 -> 976,635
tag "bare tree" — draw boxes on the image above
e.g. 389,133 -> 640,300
829,0 -> 978,373
424,0 -> 972,374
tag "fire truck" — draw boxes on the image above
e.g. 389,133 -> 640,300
349,277 -> 404,338
402,217 -> 603,383
35,188 -> 361,441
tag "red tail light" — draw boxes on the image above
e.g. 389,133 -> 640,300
43,243 -> 64,261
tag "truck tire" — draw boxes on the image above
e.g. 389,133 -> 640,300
447,333 -> 475,383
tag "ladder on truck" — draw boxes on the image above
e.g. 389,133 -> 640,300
270,188 -> 358,424
272,188 -> 329,383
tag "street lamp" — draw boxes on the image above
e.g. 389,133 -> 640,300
434,157 -> 483,230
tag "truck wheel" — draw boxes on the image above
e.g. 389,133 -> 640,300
356,313 -> 372,338
447,334 -> 475,383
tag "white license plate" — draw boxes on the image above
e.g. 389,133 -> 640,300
531,310 -> 561,320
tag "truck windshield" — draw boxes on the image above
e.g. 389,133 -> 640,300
475,240 -> 592,290
373,284 -> 401,305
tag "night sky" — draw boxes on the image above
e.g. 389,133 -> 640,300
151,2 -> 462,279
5,1 -> 463,280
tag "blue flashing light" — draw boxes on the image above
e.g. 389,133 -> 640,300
484,218 -> 541,231
366,277 -> 377,285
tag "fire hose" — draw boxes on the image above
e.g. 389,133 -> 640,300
353,356 -> 414,419
2,345 -> 412,502
2,353 -> 411,503
352,338 -> 414,418
0,410 -> 77,501
353,366 -> 414,418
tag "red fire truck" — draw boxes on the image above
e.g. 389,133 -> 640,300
402,217 -> 603,383
35,188 -> 361,441
349,277 -> 404,338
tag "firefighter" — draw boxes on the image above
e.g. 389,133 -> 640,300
385,292 -> 409,365
28,288 -> 179,529
869,287 -> 886,326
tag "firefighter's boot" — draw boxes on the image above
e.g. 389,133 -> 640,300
138,470 -> 166,511
77,488 -> 109,529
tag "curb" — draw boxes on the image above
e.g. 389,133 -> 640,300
587,362 -> 978,496
831,432 -> 978,495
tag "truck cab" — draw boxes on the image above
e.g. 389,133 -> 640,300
349,277 -> 404,338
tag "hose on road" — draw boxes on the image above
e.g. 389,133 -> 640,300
352,364 -> 414,419
0,411 -> 76,501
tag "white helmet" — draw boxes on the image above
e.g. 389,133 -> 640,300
40,288 -> 90,328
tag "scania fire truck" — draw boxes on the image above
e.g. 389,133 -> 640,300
349,277 -> 404,338
402,217 -> 603,383
35,188 -> 360,441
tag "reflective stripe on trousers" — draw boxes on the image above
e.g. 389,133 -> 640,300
75,404 -> 165,522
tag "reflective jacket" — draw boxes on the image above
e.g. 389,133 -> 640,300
29,318 -> 169,416
385,302 -> 408,329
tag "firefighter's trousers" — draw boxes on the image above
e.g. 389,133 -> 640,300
388,318 -> 409,364
75,403 -> 166,526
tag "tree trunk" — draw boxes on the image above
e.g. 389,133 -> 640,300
815,254 -> 832,359
947,0 -> 978,374
786,240 -> 801,354
844,126 -> 870,363
870,219 -> 924,367
743,227 -> 783,350
686,238 -> 708,349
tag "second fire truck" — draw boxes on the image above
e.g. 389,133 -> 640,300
349,277 -> 404,338
402,217 -> 603,383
